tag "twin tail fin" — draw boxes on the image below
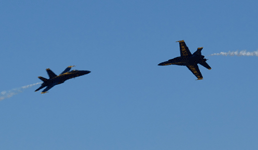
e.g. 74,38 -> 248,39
193,47 -> 203,56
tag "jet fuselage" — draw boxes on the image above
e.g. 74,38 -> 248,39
159,55 -> 205,66
45,70 -> 90,85
35,66 -> 91,93
158,40 -> 211,80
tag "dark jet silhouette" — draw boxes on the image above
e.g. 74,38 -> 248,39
158,40 -> 211,80
35,66 -> 91,94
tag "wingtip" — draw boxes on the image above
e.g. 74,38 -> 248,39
176,40 -> 184,43
41,92 -> 47,94
197,77 -> 203,80
209,68 -> 212,70
68,65 -> 75,68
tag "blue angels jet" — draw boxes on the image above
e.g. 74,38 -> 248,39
158,40 -> 211,80
35,66 -> 91,94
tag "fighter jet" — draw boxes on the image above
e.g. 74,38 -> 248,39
35,66 -> 91,94
158,40 -> 211,80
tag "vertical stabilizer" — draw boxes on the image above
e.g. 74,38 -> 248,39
60,65 -> 75,75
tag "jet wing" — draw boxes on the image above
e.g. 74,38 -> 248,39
186,64 -> 203,80
41,84 -> 55,94
60,65 -> 75,74
177,40 -> 192,57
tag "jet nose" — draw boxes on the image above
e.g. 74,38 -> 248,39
158,61 -> 173,66
158,62 -> 167,66
83,70 -> 91,74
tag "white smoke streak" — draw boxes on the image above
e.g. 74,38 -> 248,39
211,50 -> 258,56
0,82 -> 42,101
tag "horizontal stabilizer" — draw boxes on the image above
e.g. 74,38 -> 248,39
35,84 -> 46,92
199,61 -> 211,70
38,76 -> 48,82
41,84 -> 55,94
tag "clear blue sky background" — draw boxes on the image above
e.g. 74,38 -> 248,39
1,0 -> 258,149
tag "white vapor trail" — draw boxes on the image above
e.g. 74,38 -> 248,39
211,50 -> 258,56
0,82 -> 42,101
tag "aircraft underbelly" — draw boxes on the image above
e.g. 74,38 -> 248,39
176,62 -> 186,66
175,60 -> 187,66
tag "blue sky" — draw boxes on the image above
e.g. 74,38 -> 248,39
1,0 -> 258,149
